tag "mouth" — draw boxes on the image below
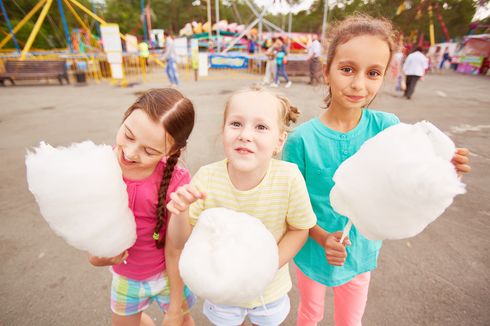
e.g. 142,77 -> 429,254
120,150 -> 137,165
345,95 -> 365,103
235,147 -> 254,155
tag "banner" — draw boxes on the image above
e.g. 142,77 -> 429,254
100,24 -> 123,80
209,54 -> 248,69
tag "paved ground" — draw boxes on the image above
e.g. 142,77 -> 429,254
0,69 -> 489,326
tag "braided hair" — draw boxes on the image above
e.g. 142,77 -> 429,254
123,88 -> 195,249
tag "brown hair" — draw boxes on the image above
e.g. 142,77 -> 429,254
123,88 -> 195,248
324,14 -> 398,107
223,85 -> 301,133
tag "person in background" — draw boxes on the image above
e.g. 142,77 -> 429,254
439,46 -> 452,69
262,37 -> 277,86
402,46 -> 429,99
272,38 -> 292,88
162,32 -> 179,87
306,34 -> 322,86
138,41 -> 150,68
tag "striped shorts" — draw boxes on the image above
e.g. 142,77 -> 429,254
111,270 -> 196,316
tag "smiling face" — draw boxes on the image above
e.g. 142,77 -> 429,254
325,35 -> 390,111
223,91 -> 287,184
115,109 -> 171,179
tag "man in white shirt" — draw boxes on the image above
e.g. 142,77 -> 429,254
402,46 -> 429,99
307,34 -> 322,85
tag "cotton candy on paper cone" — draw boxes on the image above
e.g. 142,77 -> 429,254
330,121 -> 466,241
25,141 -> 136,257
179,208 -> 279,306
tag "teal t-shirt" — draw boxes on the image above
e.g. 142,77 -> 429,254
283,109 -> 400,286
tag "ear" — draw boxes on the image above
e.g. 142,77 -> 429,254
275,131 -> 288,154
323,63 -> 329,84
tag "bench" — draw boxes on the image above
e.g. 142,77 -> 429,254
286,60 -> 310,76
0,60 -> 69,86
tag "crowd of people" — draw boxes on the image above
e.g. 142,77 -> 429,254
85,14 -> 470,326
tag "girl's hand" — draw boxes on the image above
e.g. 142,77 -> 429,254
88,250 -> 128,267
324,232 -> 351,267
452,148 -> 471,176
167,184 -> 206,216
162,308 -> 184,326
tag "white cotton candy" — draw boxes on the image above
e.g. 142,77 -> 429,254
330,121 -> 466,241
25,141 -> 136,257
179,208 -> 279,306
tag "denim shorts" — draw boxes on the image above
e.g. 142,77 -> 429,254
203,295 -> 290,326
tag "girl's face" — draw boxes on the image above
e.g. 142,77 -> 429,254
116,109 -> 171,179
223,92 -> 287,177
325,35 -> 390,111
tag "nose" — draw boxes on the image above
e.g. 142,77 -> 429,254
238,126 -> 253,142
124,144 -> 139,160
350,73 -> 366,91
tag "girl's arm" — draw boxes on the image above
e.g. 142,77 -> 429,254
163,231 -> 186,325
166,184 -> 206,250
88,250 -> 128,267
309,225 -> 351,267
277,225 -> 308,268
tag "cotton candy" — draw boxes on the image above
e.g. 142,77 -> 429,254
179,208 -> 279,306
330,121 -> 466,241
25,141 -> 136,257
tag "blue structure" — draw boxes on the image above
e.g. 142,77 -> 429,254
0,0 -> 20,52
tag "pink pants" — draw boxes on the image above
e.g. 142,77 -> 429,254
295,266 -> 371,326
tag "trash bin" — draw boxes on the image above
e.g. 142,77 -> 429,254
75,71 -> 86,83
75,61 -> 88,84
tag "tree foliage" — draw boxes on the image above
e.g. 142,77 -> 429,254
0,0 -> 479,50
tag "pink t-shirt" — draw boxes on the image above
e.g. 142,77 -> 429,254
112,160 -> 190,280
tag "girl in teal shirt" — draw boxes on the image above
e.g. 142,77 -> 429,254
283,15 -> 470,326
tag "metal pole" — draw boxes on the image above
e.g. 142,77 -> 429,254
215,0 -> 220,52
21,0 -> 53,59
207,0 -> 212,51
288,12 -> 292,52
321,0 -> 328,44
56,0 -> 73,52
0,0 -> 20,51
91,2 -> 100,37
141,0 -> 147,42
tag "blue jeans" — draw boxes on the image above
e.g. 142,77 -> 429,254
166,58 -> 179,85
275,64 -> 289,83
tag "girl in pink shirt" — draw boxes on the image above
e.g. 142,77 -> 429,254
89,88 -> 196,326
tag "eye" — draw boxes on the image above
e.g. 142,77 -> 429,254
230,121 -> 241,128
144,148 -> 156,156
368,70 -> 382,78
340,67 -> 353,73
256,124 -> 268,131
125,133 -> 135,141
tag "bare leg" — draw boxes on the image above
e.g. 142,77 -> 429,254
112,312 -> 156,326
141,313 -> 157,326
182,314 -> 195,326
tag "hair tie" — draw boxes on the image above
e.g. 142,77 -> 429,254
153,232 -> 160,240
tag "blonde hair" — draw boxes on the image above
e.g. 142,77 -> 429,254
324,14 -> 398,107
223,85 -> 301,133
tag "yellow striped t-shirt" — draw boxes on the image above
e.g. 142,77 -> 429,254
189,158 -> 316,308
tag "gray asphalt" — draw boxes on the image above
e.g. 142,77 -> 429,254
1,70 -> 489,326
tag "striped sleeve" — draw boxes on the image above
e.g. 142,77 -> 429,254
286,166 -> 316,229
